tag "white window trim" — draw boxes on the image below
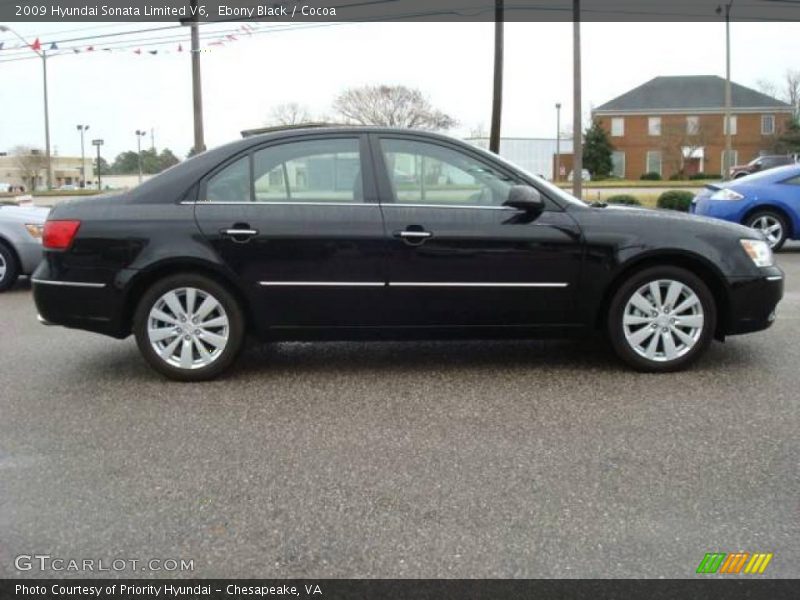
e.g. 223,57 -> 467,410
686,116 -> 700,135
723,115 -> 737,136
646,151 -> 663,176
721,149 -> 738,172
611,117 -> 625,137
761,114 -> 776,135
648,117 -> 661,136
612,151 -> 626,178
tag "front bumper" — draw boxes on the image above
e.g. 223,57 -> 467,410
15,239 -> 44,275
724,268 -> 784,335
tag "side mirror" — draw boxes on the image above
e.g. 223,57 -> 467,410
504,185 -> 544,213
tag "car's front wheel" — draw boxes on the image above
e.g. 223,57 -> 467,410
133,274 -> 245,381
745,210 -> 788,251
608,266 -> 717,372
0,242 -> 20,292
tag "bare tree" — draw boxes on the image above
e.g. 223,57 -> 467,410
757,70 -> 800,119
469,123 -> 488,138
332,85 -> 457,131
659,119 -> 719,178
266,102 -> 313,126
12,146 -> 47,191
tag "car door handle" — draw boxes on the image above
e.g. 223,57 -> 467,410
223,228 -> 258,236
221,226 -> 258,242
395,230 -> 432,239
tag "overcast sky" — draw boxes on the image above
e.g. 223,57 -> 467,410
0,20 -> 798,160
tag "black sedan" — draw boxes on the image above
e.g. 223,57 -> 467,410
33,127 -> 784,381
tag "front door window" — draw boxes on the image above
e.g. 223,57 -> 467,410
380,138 -> 517,207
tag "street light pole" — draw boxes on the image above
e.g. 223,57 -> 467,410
135,130 -> 147,184
555,103 -> 562,181
0,26 -> 52,190
721,0 -> 734,180
76,125 -> 89,188
92,139 -> 104,190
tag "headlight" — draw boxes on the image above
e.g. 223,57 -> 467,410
24,223 -> 43,240
740,239 -> 774,267
710,188 -> 744,201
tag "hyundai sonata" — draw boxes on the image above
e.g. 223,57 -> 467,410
33,127 -> 784,380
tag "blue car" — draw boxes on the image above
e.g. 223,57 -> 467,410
692,164 -> 800,250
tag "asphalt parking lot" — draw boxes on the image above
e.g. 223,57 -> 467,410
1,247 -> 798,579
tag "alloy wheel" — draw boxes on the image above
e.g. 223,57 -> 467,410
750,215 -> 783,248
622,279 -> 704,362
147,287 -> 230,370
0,252 -> 6,283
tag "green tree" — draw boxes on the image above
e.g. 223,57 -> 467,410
582,120 -> 614,178
775,118 -> 800,153
110,148 -> 181,174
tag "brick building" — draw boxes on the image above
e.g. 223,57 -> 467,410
592,75 -> 794,179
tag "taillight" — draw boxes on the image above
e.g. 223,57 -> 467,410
43,220 -> 81,250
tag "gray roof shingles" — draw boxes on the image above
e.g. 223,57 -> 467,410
594,75 -> 792,112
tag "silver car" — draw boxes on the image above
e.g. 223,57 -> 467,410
0,202 -> 50,291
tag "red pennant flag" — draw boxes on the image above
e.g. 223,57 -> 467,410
134,48 -> 141,54
86,46 -> 94,52
178,44 -> 183,52
31,38 -> 41,52
226,35 -> 237,41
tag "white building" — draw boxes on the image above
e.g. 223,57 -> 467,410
466,137 -> 574,181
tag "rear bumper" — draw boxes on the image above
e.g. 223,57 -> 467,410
692,197 -> 749,222
724,269 -> 784,335
31,261 -> 128,338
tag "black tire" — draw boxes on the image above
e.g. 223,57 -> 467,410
0,241 -> 20,292
607,266 -> 717,372
133,273 -> 245,381
745,210 -> 788,251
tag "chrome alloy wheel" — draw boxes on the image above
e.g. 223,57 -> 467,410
0,252 -> 6,283
147,287 -> 230,370
622,279 -> 704,363
750,215 -> 783,248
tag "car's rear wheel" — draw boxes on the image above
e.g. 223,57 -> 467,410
608,266 -> 716,372
745,210 -> 788,251
133,274 -> 245,381
0,242 -> 20,292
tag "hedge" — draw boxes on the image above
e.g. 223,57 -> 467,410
689,172 -> 722,180
657,190 -> 695,212
606,194 -> 641,206
640,172 -> 662,181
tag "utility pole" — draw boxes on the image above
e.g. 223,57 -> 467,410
721,1 -> 734,180
135,130 -> 147,184
190,0 -> 206,154
42,50 -> 52,189
489,0 -> 504,154
0,26 -> 52,190
555,103 -> 562,181
76,124 -> 89,188
572,0 -> 583,199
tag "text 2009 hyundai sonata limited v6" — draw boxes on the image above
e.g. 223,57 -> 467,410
33,127 -> 784,381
